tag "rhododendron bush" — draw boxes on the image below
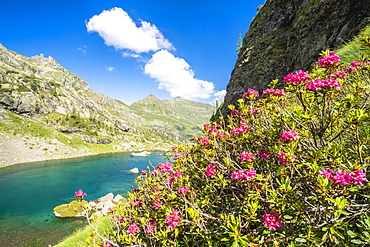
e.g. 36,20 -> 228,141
89,50 -> 370,246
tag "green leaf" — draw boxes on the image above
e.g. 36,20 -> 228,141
295,238 -> 307,243
283,215 -> 293,219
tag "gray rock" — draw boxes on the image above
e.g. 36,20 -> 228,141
113,194 -> 124,202
129,167 -> 139,174
100,192 -> 114,202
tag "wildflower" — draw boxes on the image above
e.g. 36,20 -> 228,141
216,132 -> 228,138
278,152 -> 296,165
127,224 -> 140,235
173,153 -> 182,159
258,150 -> 270,160
178,186 -> 190,194
351,61 -> 363,67
263,210 -> 282,230
351,169 -> 368,185
172,171 -> 183,179
247,108 -> 261,115
130,200 -> 142,207
240,119 -> 249,130
166,210 -> 181,231
231,127 -> 247,135
318,52 -> 340,67
153,193 -> 160,199
231,169 -> 256,181
156,161 -> 173,174
230,109 -> 238,116
281,129 -> 299,142
74,189 -> 87,201
306,78 -> 323,91
141,170 -> 148,174
209,127 -> 218,134
206,164 -> 217,177
151,169 -> 159,176
198,137 -> 210,145
241,151 -> 256,162
203,123 -> 210,130
243,88 -> 259,98
153,201 -> 162,209
319,169 -> 335,181
145,221 -> 157,234
346,66 -> 357,72
284,70 -> 309,84
330,71 -> 347,78
333,169 -> 353,185
262,88 -> 285,96
321,78 -> 342,90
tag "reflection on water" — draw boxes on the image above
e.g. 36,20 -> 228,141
0,152 -> 167,247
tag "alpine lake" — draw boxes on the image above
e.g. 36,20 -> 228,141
0,152 -> 168,247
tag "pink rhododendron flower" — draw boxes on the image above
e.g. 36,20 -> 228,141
318,52 -> 340,67
240,151 -> 256,162
262,88 -> 285,96
281,129 -> 299,142
156,162 -> 173,174
278,152 -> 296,165
172,171 -> 183,179
330,71 -> 347,78
203,123 -> 210,130
198,137 -> 210,145
346,66 -> 357,72
178,186 -> 190,194
209,127 -> 218,134
231,127 -> 247,135
206,164 -> 217,177
231,169 -> 256,181
240,119 -> 249,129
306,78 -> 324,91
130,200 -> 142,207
145,221 -> 157,234
263,210 -> 282,231
351,61 -> 363,67
141,170 -> 148,174
153,201 -> 162,209
127,224 -> 140,235
153,193 -> 160,199
242,88 -> 259,98
74,189 -> 87,200
166,210 -> 181,231
319,169 -> 367,185
230,109 -> 238,116
321,78 -> 343,90
151,169 -> 159,176
247,108 -> 261,115
171,146 -> 178,150
258,150 -> 271,160
284,70 -> 309,84
216,132 -> 228,138
173,153 -> 182,159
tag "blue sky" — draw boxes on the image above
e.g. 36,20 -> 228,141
1,0 -> 264,105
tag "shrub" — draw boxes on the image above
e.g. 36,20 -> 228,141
85,51 -> 370,246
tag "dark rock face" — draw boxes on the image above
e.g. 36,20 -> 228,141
217,0 -> 370,118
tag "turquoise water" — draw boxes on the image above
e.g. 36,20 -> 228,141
0,152 -> 168,247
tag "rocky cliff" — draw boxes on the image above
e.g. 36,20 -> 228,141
0,44 -> 214,166
217,0 -> 370,117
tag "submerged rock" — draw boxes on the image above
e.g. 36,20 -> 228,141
53,200 -> 88,218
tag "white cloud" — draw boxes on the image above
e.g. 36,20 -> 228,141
144,50 -> 215,100
106,66 -> 115,71
122,52 -> 141,58
77,47 -> 86,53
86,7 -> 174,53
211,90 -> 226,105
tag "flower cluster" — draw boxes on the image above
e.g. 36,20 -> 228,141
262,88 -> 285,96
280,129 -> 299,142
240,151 -> 256,162
243,88 -> 259,98
205,164 -> 217,177
166,210 -> 181,231
156,161 -> 174,174
263,210 -> 282,231
198,137 -> 210,145
278,152 -> 296,166
258,150 -> 270,160
306,78 -> 343,91
74,189 -> 87,201
318,52 -> 340,67
127,224 -> 140,235
284,70 -> 309,84
319,169 -> 368,185
231,169 -> 256,181
178,186 -> 190,194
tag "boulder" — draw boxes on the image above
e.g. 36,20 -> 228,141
129,167 -> 139,174
53,200 -> 88,218
100,192 -> 114,202
113,194 -> 124,202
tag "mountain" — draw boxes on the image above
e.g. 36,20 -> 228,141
216,0 -> 370,117
130,95 -> 215,140
0,44 -> 214,166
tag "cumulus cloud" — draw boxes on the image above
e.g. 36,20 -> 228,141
144,50 -> 215,100
106,66 -> 115,71
86,7 -> 174,53
211,90 -> 226,105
